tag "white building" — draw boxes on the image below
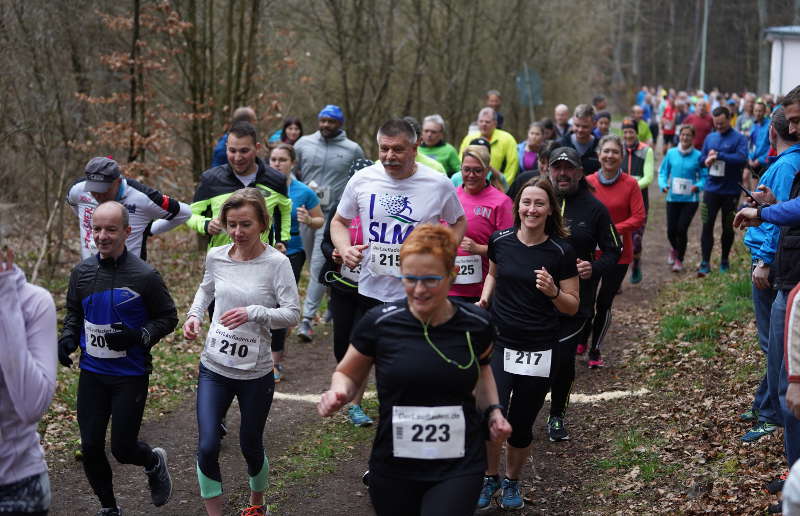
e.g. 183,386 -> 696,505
765,26 -> 800,96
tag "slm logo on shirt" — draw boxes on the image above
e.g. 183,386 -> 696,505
367,193 -> 420,244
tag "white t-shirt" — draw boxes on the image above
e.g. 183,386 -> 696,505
336,162 -> 465,301
235,171 -> 257,186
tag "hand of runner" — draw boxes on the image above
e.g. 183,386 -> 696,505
750,185 -> 776,206
332,249 -> 343,264
220,307 -> 249,330
535,267 -> 558,298
0,246 -> 13,272
342,244 -> 368,270
475,298 -> 490,310
207,218 -> 224,235
752,264 -> 771,290
275,242 -> 287,254
576,259 -> 592,280
297,206 -> 311,225
318,389 -> 348,417
183,315 -> 201,341
460,236 -> 477,253
487,409 -> 512,443
106,323 -> 142,351
789,383 -> 800,420
733,207 -> 761,230
704,150 -> 717,167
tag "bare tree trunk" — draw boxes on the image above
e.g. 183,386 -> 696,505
667,1 -> 675,81
224,0 -> 235,112
757,0 -> 769,94
631,0 -> 641,87
686,0 -> 703,90
795,0 -> 800,24
128,0 -> 141,163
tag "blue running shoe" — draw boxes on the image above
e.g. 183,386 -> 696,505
498,478 -> 524,510
697,261 -> 711,278
477,475 -> 500,510
348,405 -> 373,427
741,421 -> 777,442
740,409 -> 758,422
720,261 -> 730,273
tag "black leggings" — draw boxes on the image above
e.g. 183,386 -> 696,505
700,191 -> 737,263
666,201 -> 698,261
491,347 -> 551,449
550,317 -> 588,418
584,263 -> 629,358
270,251 -> 306,353
369,471 -> 483,516
196,364 -> 274,498
77,371 -> 156,509
329,288 -> 360,362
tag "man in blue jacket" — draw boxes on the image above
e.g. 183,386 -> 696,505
697,105 -> 748,277
748,101 -> 772,176
741,106 -> 800,442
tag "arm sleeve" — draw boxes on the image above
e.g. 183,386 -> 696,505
275,192 -> 293,243
246,257 -> 301,330
699,137 -> 710,167
591,209 -> 622,276
142,269 -> 178,346
613,182 -> 646,234
60,267 -> 84,347
150,201 -> 192,234
558,244 -> 579,280
0,271 -> 57,424
503,141 -> 519,185
762,198 -> 800,226
754,165 -> 796,263
786,283 -> 800,383
638,148 -> 654,189
350,308 -> 378,357
187,197 -> 213,235
187,255 -> 216,322
657,154 -> 670,191
446,146 -> 462,176
495,196 -> 515,230
439,182 -> 466,224
695,161 -> 708,191
336,176 -> 359,220
755,129 -> 772,166
472,313 -> 494,366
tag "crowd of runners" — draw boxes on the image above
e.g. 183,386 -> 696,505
2,83 -> 800,516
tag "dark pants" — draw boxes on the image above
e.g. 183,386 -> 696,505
329,288 -> 360,362
369,471 -> 483,516
585,264 -> 629,359
700,191 -> 737,264
751,279 -> 779,423
550,317 -> 588,418
666,202 -> 698,261
77,371 -> 155,509
196,364 -> 274,493
491,347 -> 551,449
0,471 -> 50,515
270,251 -> 306,353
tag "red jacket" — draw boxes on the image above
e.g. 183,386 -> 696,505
684,112 -> 714,150
586,172 -> 646,264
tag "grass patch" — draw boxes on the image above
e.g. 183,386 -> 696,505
591,428 -> 676,482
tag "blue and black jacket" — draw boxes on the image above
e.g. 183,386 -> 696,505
60,248 -> 178,376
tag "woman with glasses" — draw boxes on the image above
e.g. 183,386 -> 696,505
476,176 -> 579,511
318,224 -> 511,516
449,145 -> 514,303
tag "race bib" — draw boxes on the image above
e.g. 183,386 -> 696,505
340,263 -> 361,283
392,405 -> 465,460
454,255 -> 482,285
671,177 -> 693,195
84,321 -> 127,359
368,243 -> 401,276
204,323 -> 261,371
709,160 -> 726,177
503,347 -> 552,377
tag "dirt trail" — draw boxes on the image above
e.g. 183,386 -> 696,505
48,180 -> 710,516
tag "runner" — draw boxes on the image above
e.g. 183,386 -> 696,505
620,118 -> 655,284
449,145 -> 514,303
58,201 -> 178,516
418,114 -> 461,177
558,104 -> 600,173
459,108 -> 519,185
268,143 -> 323,382
67,156 -> 191,261
319,158 -> 374,426
546,147 -> 621,442
0,247 -> 57,516
584,135 -> 646,368
593,111 -> 612,140
657,124 -> 706,272
517,122 -> 546,175
294,104 -> 365,342
697,105 -> 748,277
476,176 -> 579,510
660,96 -> 677,151
318,224 -> 511,516
403,117 -> 447,174
183,188 -> 300,516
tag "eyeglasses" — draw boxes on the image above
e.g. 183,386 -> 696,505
400,274 -> 445,288
461,167 -> 485,175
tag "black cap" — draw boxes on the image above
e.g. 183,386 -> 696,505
549,147 -> 581,168
84,157 -> 121,192
469,137 -> 492,153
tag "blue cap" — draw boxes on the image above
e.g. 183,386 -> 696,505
318,104 -> 344,123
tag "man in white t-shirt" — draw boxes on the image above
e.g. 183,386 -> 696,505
332,118 -> 466,308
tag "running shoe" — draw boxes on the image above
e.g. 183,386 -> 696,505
240,505 -> 268,516
547,416 -> 570,442
477,475 -> 501,510
697,261 -> 711,278
297,318 -> 313,342
348,405 -> 373,427
740,409 -> 758,422
145,447 -> 172,507
273,364 -> 283,383
720,261 -> 730,273
498,478 -> 524,510
740,421 -> 778,442
672,259 -> 683,273
575,343 -> 587,355
630,265 -> 642,284
362,470 -> 370,487
667,249 -> 676,265
768,500 -> 782,514
765,474 -> 787,495
96,508 -> 122,516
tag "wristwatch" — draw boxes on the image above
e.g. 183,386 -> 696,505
757,205 -> 764,220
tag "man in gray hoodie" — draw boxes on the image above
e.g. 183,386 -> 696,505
295,105 -> 365,341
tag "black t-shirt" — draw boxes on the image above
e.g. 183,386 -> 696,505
488,228 -> 578,350
351,298 -> 494,481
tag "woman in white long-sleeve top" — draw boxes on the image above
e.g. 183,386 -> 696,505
183,188 -> 300,516
0,247 -> 57,515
